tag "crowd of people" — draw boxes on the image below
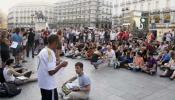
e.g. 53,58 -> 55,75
0,28 -> 39,86
0,27 -> 175,100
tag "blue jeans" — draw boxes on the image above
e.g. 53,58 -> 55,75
91,60 -> 104,66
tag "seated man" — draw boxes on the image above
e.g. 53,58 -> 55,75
91,46 -> 104,69
119,51 -> 134,69
159,50 -> 171,65
128,52 -> 144,71
160,56 -> 175,80
141,53 -> 157,75
3,59 -> 37,85
62,62 -> 91,100
65,48 -> 75,58
85,47 -> 95,60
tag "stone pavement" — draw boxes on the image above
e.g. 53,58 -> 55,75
1,57 -> 175,100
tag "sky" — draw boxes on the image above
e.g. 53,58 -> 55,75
0,0 -> 115,15
0,0 -> 62,14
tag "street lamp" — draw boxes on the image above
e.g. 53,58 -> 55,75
16,19 -> 18,28
31,14 -> 35,28
89,0 -> 91,27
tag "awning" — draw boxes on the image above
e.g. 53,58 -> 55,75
122,23 -> 131,26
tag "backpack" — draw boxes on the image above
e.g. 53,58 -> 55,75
0,68 -> 5,83
0,83 -> 22,98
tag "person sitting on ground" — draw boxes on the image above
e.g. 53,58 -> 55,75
3,59 -> 37,85
159,50 -> 171,66
160,56 -> 175,80
106,45 -> 116,67
128,52 -> 144,71
65,47 -> 75,58
141,53 -> 157,75
91,46 -> 104,69
119,51 -> 134,69
62,62 -> 91,100
84,47 -> 95,60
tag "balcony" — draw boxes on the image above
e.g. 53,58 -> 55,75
126,1 -> 131,4
133,0 -> 137,3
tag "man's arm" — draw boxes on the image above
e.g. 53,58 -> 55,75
64,76 -> 77,84
48,61 -> 68,76
79,85 -> 90,92
9,69 -> 24,77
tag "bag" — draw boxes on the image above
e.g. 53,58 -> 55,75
0,68 -> 5,83
0,83 -> 22,97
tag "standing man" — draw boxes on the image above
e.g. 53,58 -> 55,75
21,28 -> 28,63
26,28 -> 35,58
43,27 -> 50,45
37,34 -> 68,100
11,28 -> 23,68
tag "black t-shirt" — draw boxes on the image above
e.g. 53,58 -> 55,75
28,32 -> 35,44
91,53 -> 100,62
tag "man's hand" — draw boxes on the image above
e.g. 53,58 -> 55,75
63,81 -> 71,86
48,61 -> 68,76
59,61 -> 68,68
72,87 -> 80,91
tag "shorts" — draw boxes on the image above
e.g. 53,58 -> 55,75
40,88 -> 58,100
12,47 -> 22,57
91,60 -> 104,66
22,46 -> 26,50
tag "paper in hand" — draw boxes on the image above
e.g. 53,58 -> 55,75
10,41 -> 18,48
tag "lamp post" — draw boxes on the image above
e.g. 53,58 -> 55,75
89,0 -> 91,27
31,14 -> 35,28
16,19 -> 18,28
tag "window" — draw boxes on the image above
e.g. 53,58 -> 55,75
156,1 -> 159,10
148,2 -> 151,11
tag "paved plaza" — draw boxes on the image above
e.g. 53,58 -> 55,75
1,57 -> 175,100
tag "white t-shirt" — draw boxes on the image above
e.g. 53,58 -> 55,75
166,33 -> 172,41
106,49 -> 116,60
37,47 -> 57,90
3,67 -> 15,82
100,32 -> 104,39
110,31 -> 116,41
88,33 -> 92,40
22,36 -> 28,46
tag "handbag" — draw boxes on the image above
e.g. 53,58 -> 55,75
0,82 -> 22,97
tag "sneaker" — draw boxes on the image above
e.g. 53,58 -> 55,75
94,65 -> 98,69
22,60 -> 27,63
14,64 -> 23,68
24,71 -> 32,78
160,75 -> 166,77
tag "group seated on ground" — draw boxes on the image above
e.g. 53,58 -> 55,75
62,37 -> 175,80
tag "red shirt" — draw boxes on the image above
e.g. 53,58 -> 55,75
43,31 -> 50,38
122,32 -> 129,40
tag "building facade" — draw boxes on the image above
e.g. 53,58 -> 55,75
0,10 -> 7,29
55,0 -> 112,28
8,2 -> 56,29
114,0 -> 175,32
